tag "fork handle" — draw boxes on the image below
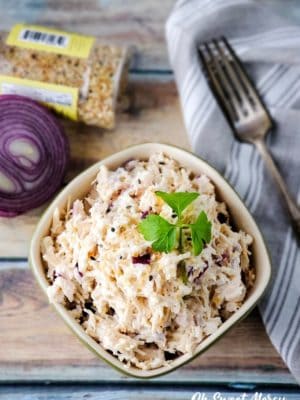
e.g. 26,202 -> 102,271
254,139 -> 300,236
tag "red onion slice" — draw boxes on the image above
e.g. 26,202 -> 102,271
0,95 -> 69,217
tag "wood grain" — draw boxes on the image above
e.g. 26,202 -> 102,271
0,0 -> 173,70
0,266 -> 294,384
0,0 -> 297,389
0,76 -> 189,258
0,386 -> 299,400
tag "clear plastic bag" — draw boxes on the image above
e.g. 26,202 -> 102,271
0,25 -> 129,129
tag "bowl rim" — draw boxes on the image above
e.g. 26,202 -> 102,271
29,142 -> 272,379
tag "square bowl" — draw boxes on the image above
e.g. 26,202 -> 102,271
29,142 -> 271,379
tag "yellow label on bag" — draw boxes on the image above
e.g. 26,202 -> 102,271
0,75 -> 78,120
6,24 -> 94,58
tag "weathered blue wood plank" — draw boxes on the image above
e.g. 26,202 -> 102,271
0,386 -> 299,400
0,0 -> 300,391
0,0 -> 174,71
0,364 -> 296,386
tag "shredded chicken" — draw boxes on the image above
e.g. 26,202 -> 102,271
41,152 -> 255,370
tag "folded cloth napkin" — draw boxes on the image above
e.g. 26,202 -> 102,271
166,0 -> 300,383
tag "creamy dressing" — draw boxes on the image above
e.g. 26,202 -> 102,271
41,153 -> 254,370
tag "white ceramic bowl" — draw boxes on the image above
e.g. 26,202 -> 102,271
30,143 -> 271,379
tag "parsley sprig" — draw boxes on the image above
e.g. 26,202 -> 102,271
138,191 -> 212,256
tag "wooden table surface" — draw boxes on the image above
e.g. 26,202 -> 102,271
0,0 -> 299,398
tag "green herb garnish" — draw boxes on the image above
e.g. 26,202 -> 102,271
190,211 -> 212,256
138,191 -> 212,256
138,214 -> 176,253
155,191 -> 199,219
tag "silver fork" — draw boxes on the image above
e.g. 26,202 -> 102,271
198,37 -> 300,236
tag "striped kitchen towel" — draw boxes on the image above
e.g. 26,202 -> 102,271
166,0 -> 300,383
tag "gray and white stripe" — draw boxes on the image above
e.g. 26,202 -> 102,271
166,0 -> 300,384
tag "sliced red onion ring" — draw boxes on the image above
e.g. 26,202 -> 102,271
0,95 -> 69,217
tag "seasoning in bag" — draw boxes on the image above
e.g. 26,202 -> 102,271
0,24 -> 129,129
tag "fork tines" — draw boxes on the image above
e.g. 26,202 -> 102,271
198,37 -> 269,131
